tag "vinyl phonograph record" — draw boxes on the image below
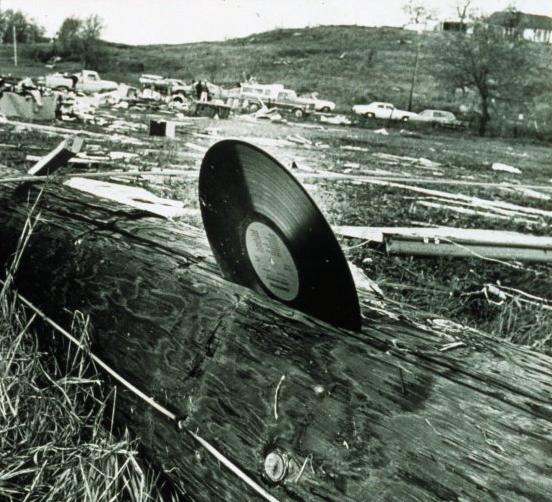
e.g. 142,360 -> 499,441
199,140 -> 361,332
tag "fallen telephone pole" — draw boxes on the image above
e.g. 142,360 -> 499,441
0,170 -> 551,501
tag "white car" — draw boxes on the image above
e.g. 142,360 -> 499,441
413,109 -> 464,128
352,101 -> 418,121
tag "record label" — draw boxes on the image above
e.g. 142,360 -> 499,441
200,140 -> 361,331
245,221 -> 299,302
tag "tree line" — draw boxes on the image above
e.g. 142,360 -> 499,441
0,9 -> 106,69
0,9 -> 44,44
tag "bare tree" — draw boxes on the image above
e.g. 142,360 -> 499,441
434,6 -> 534,136
456,0 -> 474,23
402,0 -> 437,24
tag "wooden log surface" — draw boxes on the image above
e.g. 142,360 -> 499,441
0,175 -> 551,501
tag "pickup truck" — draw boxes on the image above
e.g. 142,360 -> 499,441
300,92 -> 336,113
269,89 -> 314,117
238,83 -> 313,117
44,70 -> 118,94
352,101 -> 418,121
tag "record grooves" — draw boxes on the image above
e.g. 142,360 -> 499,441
199,140 -> 361,331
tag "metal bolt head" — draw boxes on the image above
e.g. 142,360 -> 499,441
313,384 -> 325,396
264,451 -> 288,482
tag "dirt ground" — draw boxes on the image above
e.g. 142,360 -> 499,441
2,108 -> 552,353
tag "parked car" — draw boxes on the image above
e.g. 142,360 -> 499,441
44,70 -> 118,94
138,74 -> 166,86
413,109 -> 464,128
139,74 -> 191,96
238,83 -> 313,117
352,101 -> 418,121
301,92 -> 336,112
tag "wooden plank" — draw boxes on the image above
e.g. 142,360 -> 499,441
63,177 -> 198,219
415,200 -> 537,224
296,171 -> 552,216
334,226 -> 552,249
28,136 -> 85,175
0,169 -> 198,185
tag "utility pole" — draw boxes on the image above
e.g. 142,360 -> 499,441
13,24 -> 17,66
407,31 -> 421,111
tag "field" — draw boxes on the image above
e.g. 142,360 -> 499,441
2,106 -> 552,353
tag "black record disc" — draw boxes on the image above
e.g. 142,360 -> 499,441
199,139 -> 361,332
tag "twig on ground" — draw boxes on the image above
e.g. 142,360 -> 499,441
294,454 -> 313,483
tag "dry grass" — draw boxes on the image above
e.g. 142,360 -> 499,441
0,209 -> 170,502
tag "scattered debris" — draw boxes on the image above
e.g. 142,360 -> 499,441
0,92 -> 58,121
150,119 -> 176,139
373,152 -> 443,172
384,235 -> 552,263
298,173 -> 552,219
290,158 -> 315,172
287,134 -> 312,146
320,114 -> 351,125
194,101 -> 231,119
343,161 -> 360,169
336,225 -> 552,262
418,157 -> 442,168
440,341 -> 466,352
416,200 -> 536,224
109,151 -> 140,161
64,178 -> 196,219
400,129 -> 423,138
481,283 -> 552,311
340,145 -> 369,152
28,136 -> 84,176
253,106 -> 284,122
492,162 -> 521,174
185,142 -> 207,153
373,128 -> 389,135
348,262 -> 384,296
510,187 -> 550,201
335,225 -> 552,248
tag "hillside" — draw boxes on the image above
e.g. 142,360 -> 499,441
1,25 -> 550,125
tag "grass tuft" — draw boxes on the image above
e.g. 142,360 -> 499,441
0,206 -> 169,501
0,283 -> 168,501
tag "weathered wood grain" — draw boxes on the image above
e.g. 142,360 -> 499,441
0,175 -> 551,501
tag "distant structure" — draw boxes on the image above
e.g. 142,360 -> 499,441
406,10 -> 552,43
403,19 -> 471,34
440,21 -> 468,33
487,11 -> 552,43
403,20 -> 440,33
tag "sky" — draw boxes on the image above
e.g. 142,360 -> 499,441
2,0 -> 552,45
